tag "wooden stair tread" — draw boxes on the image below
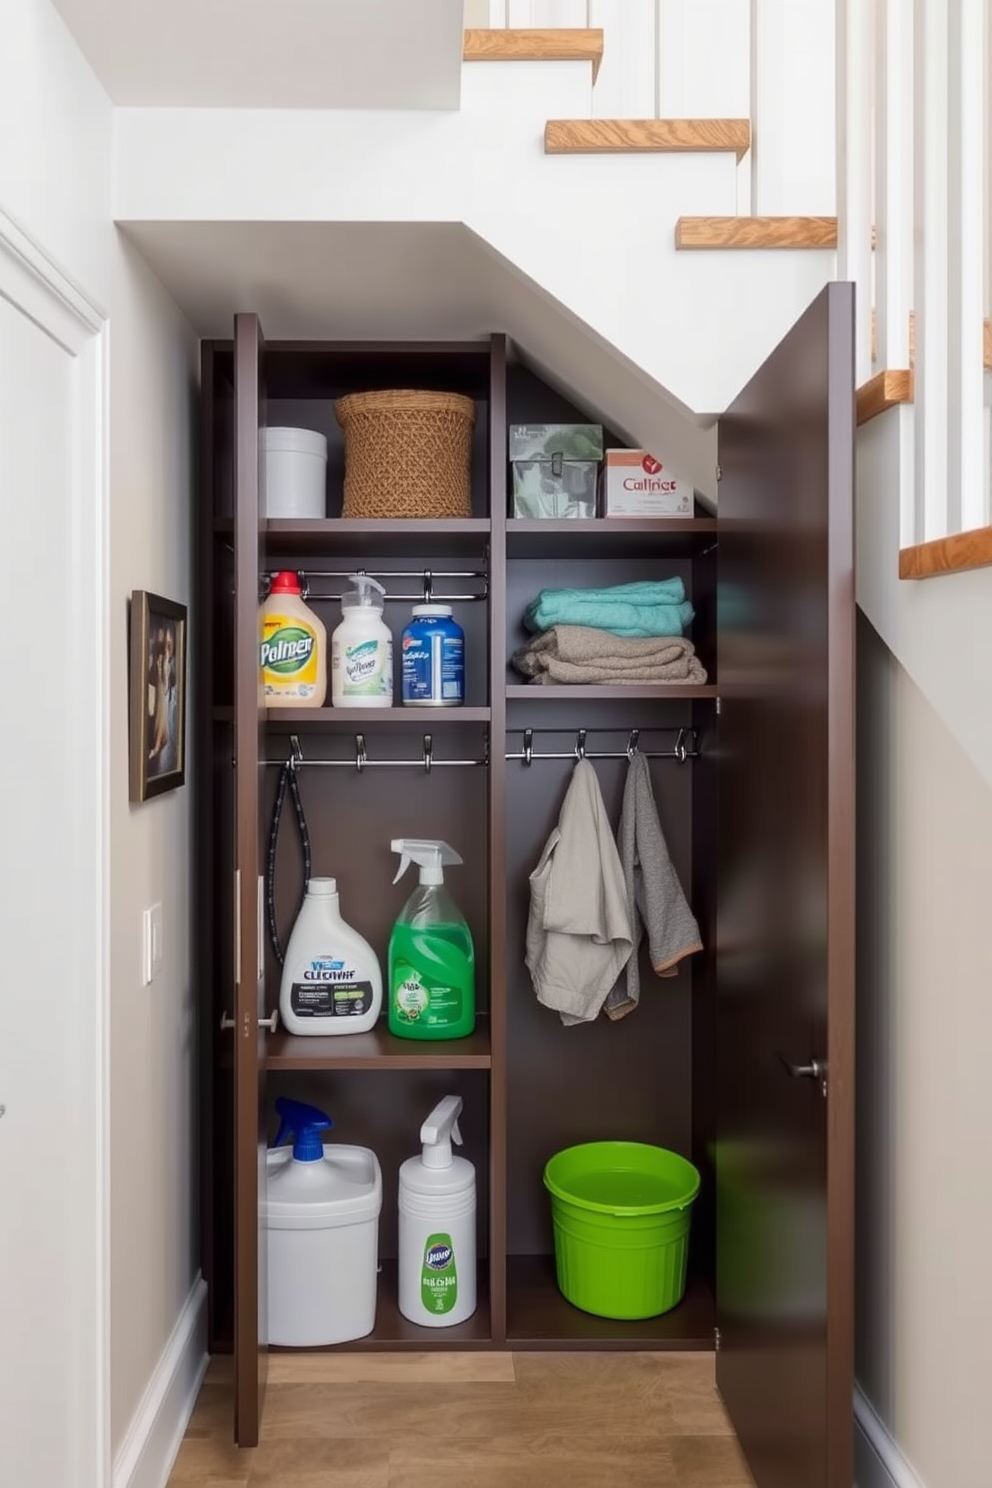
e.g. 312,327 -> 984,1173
545,119 -> 750,160
464,28 -> 603,81
856,369 -> 913,426
900,526 -> 992,580
676,216 -> 839,249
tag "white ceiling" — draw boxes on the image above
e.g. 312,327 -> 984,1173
120,220 -> 718,496
51,0 -> 465,108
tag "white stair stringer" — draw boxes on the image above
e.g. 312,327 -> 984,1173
113,95 -> 837,479
857,408 -> 992,797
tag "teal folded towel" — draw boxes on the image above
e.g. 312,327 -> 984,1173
524,579 -> 694,639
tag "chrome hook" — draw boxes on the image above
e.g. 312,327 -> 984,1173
355,734 -> 367,773
674,728 -> 689,764
626,729 -> 640,760
289,734 -> 304,771
298,570 -> 310,602
574,729 -> 587,761
423,734 -> 433,774
523,728 -> 534,767
422,570 -> 434,604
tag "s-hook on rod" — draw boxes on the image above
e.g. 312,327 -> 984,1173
263,569 -> 489,605
261,733 -> 488,774
506,727 -> 698,766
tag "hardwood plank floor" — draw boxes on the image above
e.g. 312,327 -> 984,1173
168,1353 -> 755,1487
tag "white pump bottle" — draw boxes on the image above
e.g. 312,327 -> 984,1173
331,573 -> 393,706
398,1095 -> 477,1327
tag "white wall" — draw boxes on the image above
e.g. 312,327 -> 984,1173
0,0 -> 200,1469
857,613 -> 992,1488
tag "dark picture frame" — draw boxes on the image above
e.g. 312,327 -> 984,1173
129,590 -> 188,803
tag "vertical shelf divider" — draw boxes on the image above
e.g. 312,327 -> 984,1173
487,334 -> 509,1343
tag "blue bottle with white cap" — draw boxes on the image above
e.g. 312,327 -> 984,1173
401,605 -> 465,707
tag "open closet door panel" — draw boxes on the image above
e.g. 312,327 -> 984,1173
715,283 -> 855,1488
233,312 -> 268,1447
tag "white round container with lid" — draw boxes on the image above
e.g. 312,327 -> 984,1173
261,426 -> 328,518
265,1098 -> 382,1346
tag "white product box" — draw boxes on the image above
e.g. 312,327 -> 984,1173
601,450 -> 693,517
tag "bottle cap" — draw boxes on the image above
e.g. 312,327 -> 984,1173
273,1097 -> 333,1164
411,604 -> 453,618
270,570 -> 302,595
307,877 -> 338,896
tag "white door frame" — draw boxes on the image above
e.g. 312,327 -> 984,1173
0,207 -> 111,1488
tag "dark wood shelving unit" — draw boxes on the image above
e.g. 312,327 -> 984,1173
201,328 -> 721,1403
266,1019 -> 492,1071
506,1256 -> 714,1350
269,1262 -> 493,1352
505,684 -> 719,701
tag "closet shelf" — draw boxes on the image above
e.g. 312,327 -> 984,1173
506,517 -> 717,559
264,706 -> 492,727
506,684 -> 719,701
264,518 -> 491,560
266,1019 -> 492,1071
506,1256 -> 715,1350
269,1261 -> 492,1352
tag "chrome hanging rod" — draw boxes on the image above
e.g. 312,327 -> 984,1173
505,727 -> 699,766
262,733 -> 488,774
262,569 -> 489,605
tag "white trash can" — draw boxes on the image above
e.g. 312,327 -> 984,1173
264,1141 -> 382,1346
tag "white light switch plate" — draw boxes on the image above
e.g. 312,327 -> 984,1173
142,903 -> 164,986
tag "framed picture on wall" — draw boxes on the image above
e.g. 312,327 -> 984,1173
129,590 -> 187,803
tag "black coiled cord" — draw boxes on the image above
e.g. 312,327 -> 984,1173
266,759 -> 312,967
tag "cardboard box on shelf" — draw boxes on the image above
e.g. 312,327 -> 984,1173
601,450 -> 693,517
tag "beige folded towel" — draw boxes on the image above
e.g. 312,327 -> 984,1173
513,626 -> 708,686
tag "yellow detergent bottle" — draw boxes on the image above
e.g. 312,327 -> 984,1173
260,571 -> 327,707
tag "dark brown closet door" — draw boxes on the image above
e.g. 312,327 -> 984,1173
232,313 -> 268,1447
715,283 -> 855,1488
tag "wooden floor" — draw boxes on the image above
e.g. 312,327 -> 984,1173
168,1351 -> 756,1487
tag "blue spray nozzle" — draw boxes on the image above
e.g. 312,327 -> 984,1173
273,1097 -> 332,1164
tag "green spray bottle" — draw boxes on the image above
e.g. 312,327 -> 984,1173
388,840 -> 475,1040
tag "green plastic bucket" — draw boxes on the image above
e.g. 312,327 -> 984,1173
543,1142 -> 701,1320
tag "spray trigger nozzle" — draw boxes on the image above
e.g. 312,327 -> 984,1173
420,1095 -> 464,1169
273,1097 -> 332,1164
391,839 -> 463,888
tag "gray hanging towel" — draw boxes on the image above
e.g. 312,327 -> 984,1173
526,759 -> 633,1026
604,751 -> 703,1021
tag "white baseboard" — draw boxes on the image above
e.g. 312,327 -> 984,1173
854,1384 -> 927,1488
113,1275 -> 209,1488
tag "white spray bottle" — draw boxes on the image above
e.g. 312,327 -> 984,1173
331,573 -> 393,707
398,1095 -> 477,1327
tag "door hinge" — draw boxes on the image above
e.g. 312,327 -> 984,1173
714,1326 -> 721,1351
716,464 -> 723,482
715,696 -> 722,716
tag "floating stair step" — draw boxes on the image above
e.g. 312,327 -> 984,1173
856,370 -> 913,427
899,526 -> 992,581
675,216 -> 839,249
464,28 -> 603,81
545,119 -> 750,160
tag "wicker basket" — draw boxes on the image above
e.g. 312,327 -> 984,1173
335,390 -> 477,520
